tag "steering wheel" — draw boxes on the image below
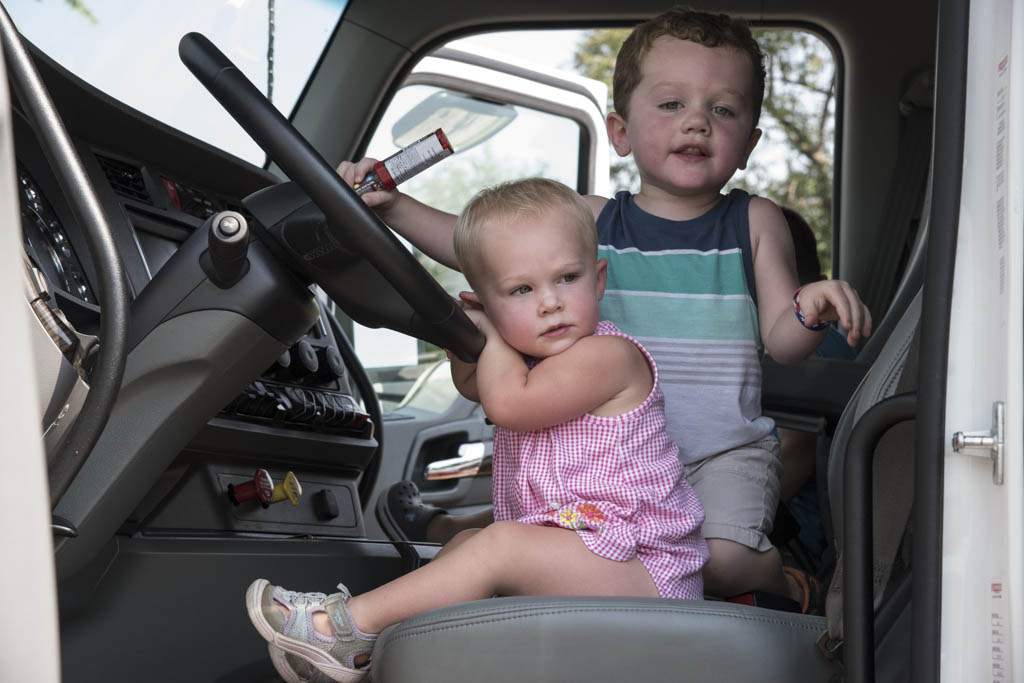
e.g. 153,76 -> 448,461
178,33 -> 484,363
0,6 -> 130,505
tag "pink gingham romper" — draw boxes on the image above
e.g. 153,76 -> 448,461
491,321 -> 708,600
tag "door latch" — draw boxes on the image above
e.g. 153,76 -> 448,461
425,441 -> 492,480
952,400 -> 1004,485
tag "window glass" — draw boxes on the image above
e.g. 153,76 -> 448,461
9,0 -> 348,166
353,82 -> 584,415
745,28 -> 837,277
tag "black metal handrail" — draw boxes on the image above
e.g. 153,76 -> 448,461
843,392 -> 917,683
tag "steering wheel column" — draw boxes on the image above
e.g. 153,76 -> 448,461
179,32 -> 485,363
53,208 -> 320,578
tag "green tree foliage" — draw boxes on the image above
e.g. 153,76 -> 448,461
39,0 -> 98,24
748,29 -> 834,272
573,27 -> 835,272
573,30 -> 636,192
65,0 -> 96,23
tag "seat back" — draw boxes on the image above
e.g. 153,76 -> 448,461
828,290 -> 920,540
856,174 -> 931,365
818,289 -> 920,683
860,69 -> 934,326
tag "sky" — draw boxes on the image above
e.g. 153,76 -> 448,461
9,0 -> 351,165
8,1 -> 584,167
450,31 -> 582,72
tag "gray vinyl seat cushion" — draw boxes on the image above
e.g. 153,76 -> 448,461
369,596 -> 836,682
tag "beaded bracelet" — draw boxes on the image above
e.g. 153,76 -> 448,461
792,287 -> 829,331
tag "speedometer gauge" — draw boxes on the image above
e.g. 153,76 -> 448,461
19,164 -> 95,304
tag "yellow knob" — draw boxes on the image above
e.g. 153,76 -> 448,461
271,471 -> 302,506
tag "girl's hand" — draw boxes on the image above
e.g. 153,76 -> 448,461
335,157 -> 400,212
796,279 -> 873,346
463,307 -> 496,338
457,291 -> 498,340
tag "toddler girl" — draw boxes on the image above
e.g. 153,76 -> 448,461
245,178 -> 706,682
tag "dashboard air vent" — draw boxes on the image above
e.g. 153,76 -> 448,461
96,154 -> 152,204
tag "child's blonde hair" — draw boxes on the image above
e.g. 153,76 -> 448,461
454,178 -> 597,286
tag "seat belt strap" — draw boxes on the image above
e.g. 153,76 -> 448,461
862,73 -> 934,321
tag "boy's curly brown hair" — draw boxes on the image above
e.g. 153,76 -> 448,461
613,7 -> 766,128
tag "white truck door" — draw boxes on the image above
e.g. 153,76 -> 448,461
941,0 -> 1023,678
0,32 -> 62,683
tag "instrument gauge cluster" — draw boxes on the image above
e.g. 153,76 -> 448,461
19,163 -> 95,304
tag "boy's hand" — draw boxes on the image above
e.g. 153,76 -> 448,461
796,280 -> 873,347
336,157 -> 400,212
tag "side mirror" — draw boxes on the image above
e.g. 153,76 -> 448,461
392,91 -> 517,154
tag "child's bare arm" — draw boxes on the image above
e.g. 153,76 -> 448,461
750,198 -> 872,363
450,356 -> 480,402
474,330 -> 649,432
337,158 -> 460,270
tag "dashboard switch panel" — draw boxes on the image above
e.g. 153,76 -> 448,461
224,378 -> 370,437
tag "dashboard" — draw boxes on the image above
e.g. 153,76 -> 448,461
18,44 -> 378,539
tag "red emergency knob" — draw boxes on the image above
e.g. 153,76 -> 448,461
228,469 -> 275,507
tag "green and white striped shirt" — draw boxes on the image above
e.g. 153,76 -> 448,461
596,189 -> 775,464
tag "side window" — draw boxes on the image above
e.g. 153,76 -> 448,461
349,52 -> 604,417
743,28 -> 837,277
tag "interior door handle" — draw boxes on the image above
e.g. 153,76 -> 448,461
425,441 -> 492,480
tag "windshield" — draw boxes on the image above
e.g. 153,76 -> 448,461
9,0 -> 348,166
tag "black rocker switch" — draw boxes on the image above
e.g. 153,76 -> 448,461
313,489 -> 339,520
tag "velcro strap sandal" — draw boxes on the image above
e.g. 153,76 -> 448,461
268,643 -> 338,683
246,578 -> 377,682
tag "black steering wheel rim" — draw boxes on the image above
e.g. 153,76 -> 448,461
179,32 -> 484,362
0,5 -> 131,506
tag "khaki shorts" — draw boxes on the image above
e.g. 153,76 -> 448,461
683,435 -> 782,552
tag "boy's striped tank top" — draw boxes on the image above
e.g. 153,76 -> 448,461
595,188 -> 775,464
